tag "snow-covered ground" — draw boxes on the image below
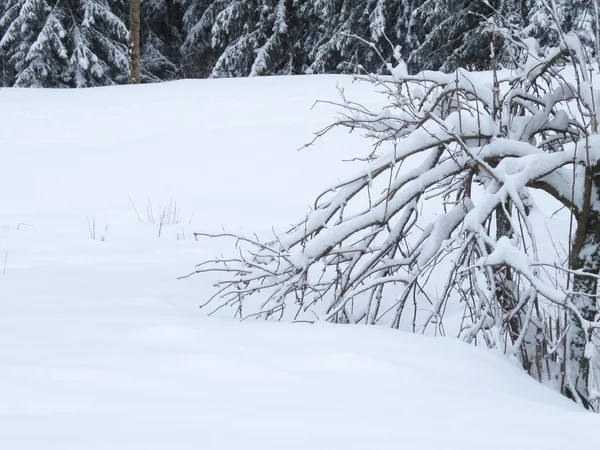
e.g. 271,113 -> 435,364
0,76 -> 598,449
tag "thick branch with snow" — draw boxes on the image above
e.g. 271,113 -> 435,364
189,22 -> 600,410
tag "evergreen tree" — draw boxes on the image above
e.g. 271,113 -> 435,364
0,0 -> 129,87
0,0 -> 68,87
301,0 -> 384,74
1,0 -> 600,86
408,0 -> 498,72
292,0 -> 341,74
64,0 -> 130,87
0,1 -> 13,84
526,0 -> 596,57
180,0 -> 223,77
248,0 -> 293,76
141,0 -> 183,82
207,0 -> 265,77
210,0 -> 302,77
179,0 -> 418,77
286,0 -> 410,75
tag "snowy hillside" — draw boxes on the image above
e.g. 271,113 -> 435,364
0,76 -> 598,449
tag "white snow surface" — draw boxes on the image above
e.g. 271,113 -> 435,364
0,76 -> 598,448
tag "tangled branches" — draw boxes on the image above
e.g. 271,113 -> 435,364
186,20 -> 600,409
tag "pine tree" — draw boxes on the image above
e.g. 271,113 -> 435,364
0,0 -> 69,87
0,0 -> 129,87
179,0 -> 419,77
408,0 -> 498,72
207,0 -> 265,78
299,0 -> 392,74
525,0 -> 596,57
180,0 -> 224,77
0,1 -> 12,85
2,0 -> 600,86
141,0 -> 183,83
287,0 -> 416,75
302,0 -> 374,74
248,0 -> 293,76
64,0 -> 130,87
17,7 -> 68,87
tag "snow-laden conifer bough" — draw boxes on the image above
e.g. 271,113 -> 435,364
187,3 -> 600,411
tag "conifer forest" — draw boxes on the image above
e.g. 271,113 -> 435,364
0,1 -> 596,87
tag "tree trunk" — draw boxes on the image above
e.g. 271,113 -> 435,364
567,166 -> 600,409
129,0 -> 141,84
494,202 -> 522,340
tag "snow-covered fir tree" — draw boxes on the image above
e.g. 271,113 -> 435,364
179,0 -> 421,77
2,0 -> 600,86
526,0 -> 597,57
179,0 -> 221,77
208,0 -> 275,77
0,0 -> 68,87
300,0 -> 405,75
64,0 -> 130,87
141,0 -> 183,82
408,0 -> 498,72
196,0 -> 295,78
0,0 -> 129,87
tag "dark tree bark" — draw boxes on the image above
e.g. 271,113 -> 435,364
129,0 -> 141,83
567,164 -> 600,408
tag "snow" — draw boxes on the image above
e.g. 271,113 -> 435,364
0,75 -> 599,448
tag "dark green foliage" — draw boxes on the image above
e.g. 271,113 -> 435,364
141,0 -> 184,82
0,0 -> 598,87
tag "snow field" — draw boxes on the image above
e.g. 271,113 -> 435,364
0,75 -> 598,449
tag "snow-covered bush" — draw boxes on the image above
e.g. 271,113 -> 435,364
190,8 -> 600,410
